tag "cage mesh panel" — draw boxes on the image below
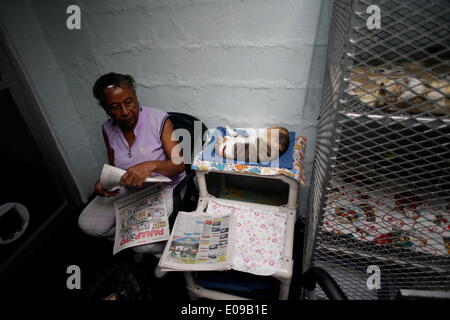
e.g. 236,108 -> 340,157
304,0 -> 450,300
302,0 -> 354,272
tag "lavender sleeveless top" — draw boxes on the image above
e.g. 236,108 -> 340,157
102,107 -> 185,187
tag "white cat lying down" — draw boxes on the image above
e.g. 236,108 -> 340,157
214,126 -> 290,163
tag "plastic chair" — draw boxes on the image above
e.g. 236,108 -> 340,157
167,112 -> 208,227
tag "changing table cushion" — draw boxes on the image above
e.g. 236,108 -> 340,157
192,135 -> 307,185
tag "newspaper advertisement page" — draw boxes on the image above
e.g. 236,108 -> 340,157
113,185 -> 170,255
159,211 -> 235,271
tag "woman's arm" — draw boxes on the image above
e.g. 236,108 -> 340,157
120,118 -> 185,187
103,127 -> 115,166
95,127 -> 120,197
156,117 -> 186,175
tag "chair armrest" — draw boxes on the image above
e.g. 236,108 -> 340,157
173,170 -> 195,196
302,266 -> 348,300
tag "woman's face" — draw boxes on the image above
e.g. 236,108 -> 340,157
102,84 -> 139,129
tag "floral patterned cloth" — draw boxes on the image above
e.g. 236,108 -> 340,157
206,199 -> 286,276
323,178 -> 450,256
192,135 -> 307,185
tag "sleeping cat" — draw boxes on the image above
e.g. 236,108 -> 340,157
214,126 -> 290,163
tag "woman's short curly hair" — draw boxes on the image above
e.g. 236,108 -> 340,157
92,73 -> 135,106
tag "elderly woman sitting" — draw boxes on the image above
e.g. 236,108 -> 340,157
78,73 -> 185,253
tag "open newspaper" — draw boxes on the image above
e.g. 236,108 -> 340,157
159,199 -> 287,275
113,184 -> 170,255
159,211 -> 235,271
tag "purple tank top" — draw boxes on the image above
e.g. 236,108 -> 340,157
102,107 -> 185,187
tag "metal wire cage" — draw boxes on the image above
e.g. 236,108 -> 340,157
303,0 -> 450,300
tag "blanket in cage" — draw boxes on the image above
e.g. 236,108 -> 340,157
322,178 -> 450,257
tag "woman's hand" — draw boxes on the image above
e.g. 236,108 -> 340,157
120,162 -> 156,187
95,180 -> 120,197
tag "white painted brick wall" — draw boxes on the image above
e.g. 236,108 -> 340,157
1,0 -> 332,206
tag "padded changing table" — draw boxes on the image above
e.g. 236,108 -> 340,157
156,134 -> 307,300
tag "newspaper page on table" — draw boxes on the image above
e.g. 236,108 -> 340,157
159,211 -> 236,271
113,184 -> 170,255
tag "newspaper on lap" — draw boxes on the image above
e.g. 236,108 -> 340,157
113,184 -> 170,255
